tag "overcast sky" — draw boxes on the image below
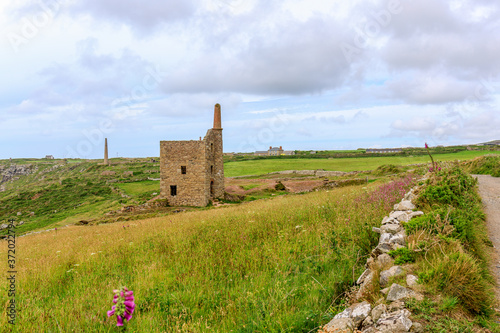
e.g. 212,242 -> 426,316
1,0 -> 499,158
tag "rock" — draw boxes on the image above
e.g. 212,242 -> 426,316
351,301 -> 372,327
396,213 -> 410,223
333,307 -> 352,320
371,304 -> 387,322
394,200 -> 416,211
17,212 -> 22,216
380,288 -> 390,295
388,300 -> 405,312
18,221 -> 24,225
362,327 -> 381,333
386,284 -> 411,302
381,217 -> 396,225
380,266 -> 405,287
388,233 -> 405,246
381,224 -> 402,235
389,211 -> 409,222
362,316 -> 374,329
320,318 -> 355,333
379,232 -> 393,244
404,190 -> 416,201
409,211 -> 424,219
376,309 -> 412,332
406,275 -> 419,288
377,254 -> 394,268
356,272 -> 374,299
410,322 -> 424,333
372,227 -> 381,234
357,269 -> 372,285
366,257 -> 375,269
0,224 -> 9,230
30,212 -> 35,216
392,243 -> 405,250
372,243 -> 393,256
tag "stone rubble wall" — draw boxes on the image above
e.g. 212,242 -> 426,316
319,185 -> 425,333
0,164 -> 36,184
268,170 -> 363,177
230,170 -> 363,179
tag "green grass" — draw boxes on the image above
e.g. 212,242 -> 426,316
239,184 -> 261,191
116,180 -> 160,203
464,155 -> 500,177
0,177 -> 415,332
224,151 -> 497,177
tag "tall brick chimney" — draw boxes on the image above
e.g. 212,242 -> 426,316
213,103 -> 222,129
104,138 -> 109,165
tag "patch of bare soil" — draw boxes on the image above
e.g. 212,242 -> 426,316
224,178 -> 276,195
475,174 -> 500,304
225,178 -> 327,195
282,180 -> 325,193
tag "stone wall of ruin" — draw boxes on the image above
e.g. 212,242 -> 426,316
160,140 -> 208,206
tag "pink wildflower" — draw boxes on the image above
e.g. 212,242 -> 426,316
107,287 -> 135,327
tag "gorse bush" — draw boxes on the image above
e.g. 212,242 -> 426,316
415,167 -> 478,209
388,247 -> 416,265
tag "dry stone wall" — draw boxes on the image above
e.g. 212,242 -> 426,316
319,185 -> 425,333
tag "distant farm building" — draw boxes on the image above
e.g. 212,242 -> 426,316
366,148 -> 403,154
254,146 -> 294,156
268,146 -> 284,156
45,155 -> 55,159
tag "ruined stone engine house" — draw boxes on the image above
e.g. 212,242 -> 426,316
160,104 -> 224,206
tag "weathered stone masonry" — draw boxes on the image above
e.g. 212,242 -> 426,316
160,104 -> 224,206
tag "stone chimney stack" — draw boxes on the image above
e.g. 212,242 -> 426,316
213,103 -> 222,129
104,138 -> 109,165
280,146 -> 282,150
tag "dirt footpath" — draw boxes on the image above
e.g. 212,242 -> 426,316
475,174 -> 500,303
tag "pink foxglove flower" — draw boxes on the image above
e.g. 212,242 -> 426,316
107,287 -> 135,327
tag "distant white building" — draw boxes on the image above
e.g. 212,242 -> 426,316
366,148 -> 403,154
45,155 -> 55,159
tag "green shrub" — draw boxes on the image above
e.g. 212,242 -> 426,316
388,247 -> 417,264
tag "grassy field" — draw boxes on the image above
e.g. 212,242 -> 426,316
224,151 -> 498,177
0,177 -> 415,332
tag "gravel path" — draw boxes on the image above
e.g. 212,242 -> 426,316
475,174 -> 500,303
